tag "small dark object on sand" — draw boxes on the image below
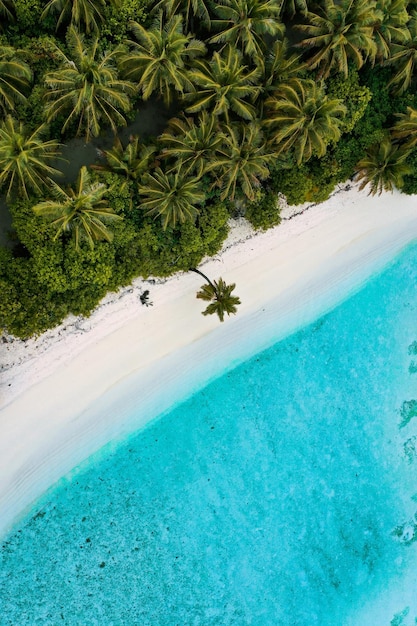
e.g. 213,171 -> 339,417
140,290 -> 153,307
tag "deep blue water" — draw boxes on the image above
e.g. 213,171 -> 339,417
1,244 -> 417,625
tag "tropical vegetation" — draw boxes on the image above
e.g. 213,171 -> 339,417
1,0 -> 417,337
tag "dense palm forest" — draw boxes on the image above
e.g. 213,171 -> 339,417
1,0 -> 417,337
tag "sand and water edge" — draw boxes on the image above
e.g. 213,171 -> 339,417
1,182 -> 417,546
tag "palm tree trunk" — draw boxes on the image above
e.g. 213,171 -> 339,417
190,267 -> 218,295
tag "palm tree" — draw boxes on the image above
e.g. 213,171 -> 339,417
206,121 -> 274,200
263,39 -> 306,93
0,116 -> 62,200
280,0 -> 309,18
92,135 -> 156,200
138,166 -> 205,229
372,0 -> 410,63
44,26 -> 136,141
150,0 -> 212,32
158,111 -> 225,177
0,46 -> 32,116
386,12 -> 417,94
191,267 -> 241,322
41,0 -> 121,33
119,13 -> 206,107
263,78 -> 346,165
0,0 -> 15,26
355,135 -> 412,195
296,0 -> 378,78
33,166 -> 122,249
209,0 -> 284,66
391,106 -> 417,148
186,45 -> 261,121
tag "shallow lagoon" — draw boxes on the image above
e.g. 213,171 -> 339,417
1,244 -> 417,625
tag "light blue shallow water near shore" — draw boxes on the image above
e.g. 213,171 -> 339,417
2,245 -> 417,625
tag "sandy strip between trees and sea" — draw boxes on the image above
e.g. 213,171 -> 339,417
1,182 -> 417,538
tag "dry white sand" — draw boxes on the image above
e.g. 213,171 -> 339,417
1,182 -> 417,540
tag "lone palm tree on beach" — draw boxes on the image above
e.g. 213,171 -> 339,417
191,267 -> 241,322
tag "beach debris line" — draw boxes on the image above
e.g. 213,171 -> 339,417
190,268 -> 241,323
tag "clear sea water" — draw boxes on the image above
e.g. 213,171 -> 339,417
2,243 -> 417,626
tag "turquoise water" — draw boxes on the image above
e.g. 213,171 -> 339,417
2,245 -> 417,625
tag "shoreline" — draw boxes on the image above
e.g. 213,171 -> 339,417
1,183 -> 417,538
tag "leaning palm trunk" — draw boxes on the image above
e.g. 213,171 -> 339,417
191,267 -> 241,322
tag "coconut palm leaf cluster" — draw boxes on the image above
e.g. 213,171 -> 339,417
1,0 -> 417,336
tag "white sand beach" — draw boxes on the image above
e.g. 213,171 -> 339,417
1,182 -> 417,540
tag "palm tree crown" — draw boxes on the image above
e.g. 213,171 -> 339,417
263,78 -> 346,164
263,39 -> 306,93
392,106 -> 417,149
209,0 -> 284,65
158,111 -> 225,177
355,135 -> 412,195
93,136 -> 156,191
296,0 -> 378,78
372,0 -> 410,63
0,46 -> 32,116
44,27 -> 136,141
0,0 -> 15,27
0,116 -> 62,199
207,121 -> 274,200
186,45 -> 261,121
386,11 -> 417,94
119,14 -> 206,106
41,0 -> 121,33
139,166 -> 205,230
33,166 -> 122,249
150,0 -> 212,32
192,267 -> 241,322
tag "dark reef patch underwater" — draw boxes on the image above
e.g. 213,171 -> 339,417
1,244 -> 417,625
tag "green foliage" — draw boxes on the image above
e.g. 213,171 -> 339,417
19,35 -> 63,79
270,162 -> 312,205
100,0 -> 149,44
245,189 -> 281,230
326,69 -> 372,134
355,66 -> 404,145
0,252 -> 70,338
134,200 -> 229,277
2,0 -> 417,338
270,156 -> 339,205
401,146 -> 417,194
9,0 -> 49,38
